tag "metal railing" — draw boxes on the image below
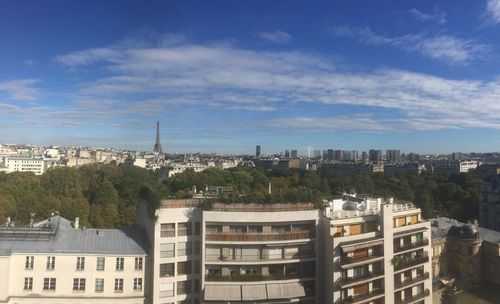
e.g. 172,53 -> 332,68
205,230 -> 315,242
393,254 -> 429,271
340,251 -> 384,266
395,272 -> 430,289
336,270 -> 384,286
205,252 -> 315,261
342,288 -> 385,303
205,272 -> 315,282
395,289 -> 430,304
394,239 -> 429,253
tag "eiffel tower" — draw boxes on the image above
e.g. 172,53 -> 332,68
153,121 -> 163,154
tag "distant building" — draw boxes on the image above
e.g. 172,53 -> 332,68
284,150 -> 290,158
451,152 -> 463,161
291,150 -> 298,159
4,157 -> 45,175
479,175 -> 500,231
386,149 -> 401,163
334,150 -> 342,161
384,163 -> 425,176
433,160 -> 479,175
326,149 -> 334,161
0,215 -> 148,303
255,145 -> 261,158
369,150 -> 382,162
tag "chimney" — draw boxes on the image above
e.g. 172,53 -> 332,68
74,217 -> 80,229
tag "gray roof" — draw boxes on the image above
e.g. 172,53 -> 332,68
0,216 -> 149,256
431,217 -> 500,244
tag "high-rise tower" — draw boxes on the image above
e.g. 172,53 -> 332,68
153,120 -> 163,154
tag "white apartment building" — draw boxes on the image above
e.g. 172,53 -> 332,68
137,199 -> 321,304
4,157 -> 46,175
0,216 -> 148,304
323,194 -> 432,304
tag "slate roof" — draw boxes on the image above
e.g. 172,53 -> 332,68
0,215 -> 149,256
431,216 -> 500,244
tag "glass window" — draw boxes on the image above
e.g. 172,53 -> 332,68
241,247 -> 260,260
177,280 -> 191,295
159,282 -> 174,298
76,257 -> 85,270
25,256 -> 34,270
133,278 -> 142,291
248,226 -> 263,233
160,243 -> 175,258
206,224 -> 222,233
195,222 -> 201,235
24,277 -> 33,290
178,222 -> 192,236
268,248 -> 283,259
95,279 -> 104,292
135,257 -> 143,270
194,260 -> 200,274
177,242 -> 192,256
194,241 -> 201,255
230,225 -> 247,233
97,257 -> 105,271
116,257 -> 124,271
160,263 -> 175,277
46,256 -> 55,270
194,279 -> 200,293
161,223 -> 175,237
271,225 -> 289,233
43,278 -> 56,291
73,278 -> 86,291
114,278 -> 123,292
177,261 -> 191,275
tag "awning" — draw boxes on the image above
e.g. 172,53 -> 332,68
242,284 -> 267,301
204,285 -> 241,301
340,237 -> 384,252
393,226 -> 428,237
267,282 -> 306,299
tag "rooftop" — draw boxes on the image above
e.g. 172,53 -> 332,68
159,199 -> 315,212
431,217 -> 500,244
0,215 -> 148,256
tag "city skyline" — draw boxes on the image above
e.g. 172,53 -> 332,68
3,1 -> 500,153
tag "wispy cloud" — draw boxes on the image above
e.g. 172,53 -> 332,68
0,79 -> 41,101
486,0 -> 500,24
329,25 -> 489,64
256,31 -> 293,44
409,8 -> 446,25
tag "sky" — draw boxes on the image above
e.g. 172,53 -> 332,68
2,1 -> 500,154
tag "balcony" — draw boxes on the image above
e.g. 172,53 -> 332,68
206,230 -> 315,242
395,289 -> 430,304
342,288 -> 385,303
205,252 -> 315,262
395,272 -> 430,289
394,239 -> 429,253
205,272 -> 314,282
336,270 -> 384,287
393,254 -> 429,271
340,252 -> 384,266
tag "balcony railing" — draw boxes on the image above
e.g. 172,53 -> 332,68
342,288 -> 385,303
394,239 -> 429,253
205,272 -> 314,282
393,254 -> 429,271
205,252 -> 315,262
395,272 -> 430,289
340,252 -> 384,266
337,270 -> 384,286
205,230 -> 315,242
395,289 -> 430,304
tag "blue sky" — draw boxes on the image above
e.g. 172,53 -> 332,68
2,0 -> 500,154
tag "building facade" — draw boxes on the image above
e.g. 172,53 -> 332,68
0,216 -> 148,304
323,194 -> 432,304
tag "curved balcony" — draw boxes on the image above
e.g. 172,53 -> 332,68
340,252 -> 384,266
395,272 -> 430,289
394,239 -> 429,253
205,272 -> 314,282
336,270 -> 384,287
393,254 -> 429,271
395,289 -> 430,304
342,288 -> 385,304
206,230 -> 315,242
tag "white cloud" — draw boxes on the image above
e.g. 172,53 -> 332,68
0,79 -> 41,101
329,26 -> 489,64
256,31 -> 293,44
409,8 -> 446,25
44,37 -> 500,133
486,0 -> 500,24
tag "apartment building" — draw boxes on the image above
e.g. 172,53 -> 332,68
0,215 -> 148,304
3,157 -> 46,175
322,194 -> 432,304
479,175 -> 500,231
137,199 -> 321,304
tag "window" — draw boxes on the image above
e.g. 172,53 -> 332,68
73,278 -> 86,291
177,242 -> 192,256
97,257 -> 105,271
24,277 -> 33,291
25,256 -> 34,270
194,279 -> 200,293
248,225 -> 263,233
271,225 -> 289,233
114,278 -> 123,292
76,257 -> 85,270
116,258 -> 124,271
194,260 -> 200,274
177,261 -> 191,275
195,222 -> 201,235
177,280 -> 191,295
269,247 -> 283,259
194,241 -> 201,255
160,263 -> 175,277
43,278 -> 56,291
206,224 -> 222,233
178,222 -> 192,236
46,256 -> 55,270
161,223 -> 175,237
95,279 -> 104,292
135,257 -> 143,270
133,278 -> 142,291
230,225 -> 247,233
160,243 -> 175,258
159,282 -> 174,298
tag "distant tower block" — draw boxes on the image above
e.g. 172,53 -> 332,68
153,121 -> 163,154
